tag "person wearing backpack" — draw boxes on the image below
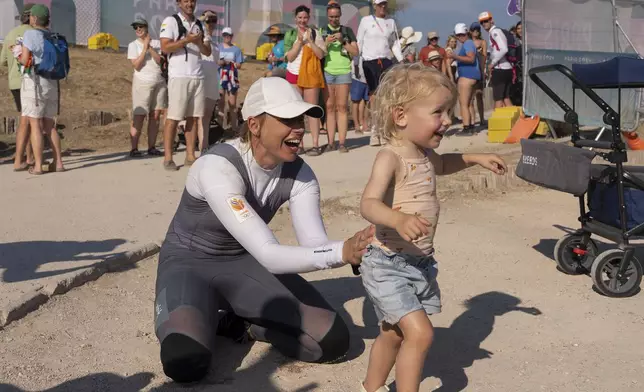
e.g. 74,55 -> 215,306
159,0 -> 212,171
18,4 -> 67,175
479,11 -> 514,108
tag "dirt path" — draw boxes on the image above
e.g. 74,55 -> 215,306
2,188 -> 643,392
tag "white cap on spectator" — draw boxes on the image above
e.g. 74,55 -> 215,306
241,77 -> 324,120
222,27 -> 233,35
454,23 -> 468,35
373,0 -> 387,4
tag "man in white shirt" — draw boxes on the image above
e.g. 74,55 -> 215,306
127,17 -> 166,158
160,0 -> 212,171
479,11 -> 513,108
356,0 -> 400,146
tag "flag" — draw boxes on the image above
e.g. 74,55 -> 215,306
507,0 -> 521,16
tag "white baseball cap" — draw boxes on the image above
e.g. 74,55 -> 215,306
454,23 -> 468,35
222,27 -> 233,35
373,0 -> 388,4
241,77 -> 324,120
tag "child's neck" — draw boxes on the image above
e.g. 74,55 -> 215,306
388,139 -> 426,158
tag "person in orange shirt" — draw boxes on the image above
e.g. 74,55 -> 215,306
419,32 -> 447,74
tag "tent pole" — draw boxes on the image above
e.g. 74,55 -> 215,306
611,0 -> 619,52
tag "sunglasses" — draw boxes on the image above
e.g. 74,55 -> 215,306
480,19 -> 491,23
327,3 -> 341,9
133,25 -> 146,30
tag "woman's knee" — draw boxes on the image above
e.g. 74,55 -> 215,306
160,333 -> 212,383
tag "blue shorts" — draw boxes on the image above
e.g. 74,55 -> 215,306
324,72 -> 352,85
359,245 -> 441,325
350,79 -> 369,102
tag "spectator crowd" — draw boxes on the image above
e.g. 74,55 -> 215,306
2,0 -> 522,171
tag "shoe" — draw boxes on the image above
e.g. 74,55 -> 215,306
129,149 -> 143,158
147,147 -> 163,156
360,382 -> 390,392
163,160 -> 179,171
216,310 -> 254,344
456,126 -> 476,137
339,144 -> 349,153
369,134 -> 381,146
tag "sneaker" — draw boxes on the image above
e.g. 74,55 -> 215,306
163,160 -> 179,171
216,310 -> 254,344
360,382 -> 390,392
456,126 -> 476,137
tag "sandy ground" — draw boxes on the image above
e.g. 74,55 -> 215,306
0,130 -> 520,311
2,187 -> 644,392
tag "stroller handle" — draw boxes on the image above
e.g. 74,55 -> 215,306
528,64 -> 619,127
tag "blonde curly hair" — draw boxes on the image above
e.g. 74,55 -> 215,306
370,62 -> 457,143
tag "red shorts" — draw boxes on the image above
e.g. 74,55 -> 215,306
285,71 -> 299,85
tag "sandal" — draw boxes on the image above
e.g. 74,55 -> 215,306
339,144 -> 349,153
47,162 -> 66,173
14,163 -> 29,172
306,147 -> 322,156
28,166 -> 43,175
129,149 -> 143,158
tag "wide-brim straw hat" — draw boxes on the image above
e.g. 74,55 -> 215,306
399,26 -> 422,46
264,26 -> 284,36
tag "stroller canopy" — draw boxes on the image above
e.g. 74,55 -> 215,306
572,57 -> 644,89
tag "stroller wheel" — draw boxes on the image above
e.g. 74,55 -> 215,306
554,234 -> 598,275
591,249 -> 643,298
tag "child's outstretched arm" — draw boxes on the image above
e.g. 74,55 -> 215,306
428,150 -> 508,176
361,150 -> 431,242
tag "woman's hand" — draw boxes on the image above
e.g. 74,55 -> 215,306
342,225 -> 375,266
326,34 -> 337,45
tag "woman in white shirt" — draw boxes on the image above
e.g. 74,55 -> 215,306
198,10 -> 220,152
126,18 -> 166,157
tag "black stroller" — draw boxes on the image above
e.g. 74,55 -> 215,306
517,57 -> 644,297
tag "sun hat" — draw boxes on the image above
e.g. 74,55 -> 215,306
478,11 -> 492,22
427,50 -> 442,61
427,31 -> 439,40
242,77 -> 324,120
264,25 -> 284,36
29,4 -> 49,18
222,27 -> 233,35
131,17 -> 148,27
399,26 -> 422,46
454,23 -> 468,35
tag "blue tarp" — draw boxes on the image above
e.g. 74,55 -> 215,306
572,56 -> 644,88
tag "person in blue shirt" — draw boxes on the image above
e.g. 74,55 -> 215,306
218,27 -> 244,129
264,26 -> 287,78
447,23 -> 481,137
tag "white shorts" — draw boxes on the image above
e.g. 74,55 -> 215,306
167,77 -> 205,121
132,77 -> 168,115
21,76 -> 58,119
21,97 -> 58,119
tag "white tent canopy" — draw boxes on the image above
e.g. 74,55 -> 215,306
523,0 -> 644,130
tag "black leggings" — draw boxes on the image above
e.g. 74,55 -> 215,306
154,246 -> 350,383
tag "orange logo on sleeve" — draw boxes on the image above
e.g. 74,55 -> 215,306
229,198 -> 245,211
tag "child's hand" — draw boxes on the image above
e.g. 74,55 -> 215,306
470,153 -> 507,175
394,209 -> 432,242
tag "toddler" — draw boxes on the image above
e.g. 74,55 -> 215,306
358,63 -> 507,392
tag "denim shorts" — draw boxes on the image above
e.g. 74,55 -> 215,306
359,245 -> 441,325
324,72 -> 352,85
350,79 -> 369,102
